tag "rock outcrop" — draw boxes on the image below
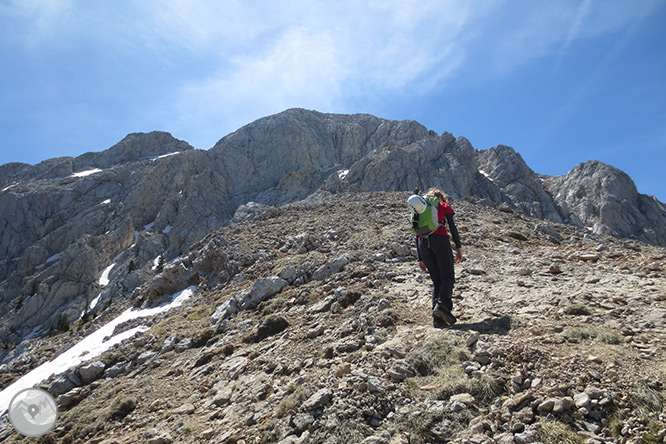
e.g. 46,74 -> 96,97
476,145 -> 563,222
544,161 -> 666,245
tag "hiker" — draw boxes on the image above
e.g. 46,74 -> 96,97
408,188 -> 463,328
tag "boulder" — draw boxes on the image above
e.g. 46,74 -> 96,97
78,360 -> 106,384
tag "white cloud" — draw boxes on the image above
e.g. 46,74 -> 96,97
177,26 -> 345,144
166,0 -> 480,146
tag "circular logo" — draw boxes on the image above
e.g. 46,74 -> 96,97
8,387 -> 58,437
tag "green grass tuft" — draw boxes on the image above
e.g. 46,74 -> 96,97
563,326 -> 622,344
537,420 -> 585,444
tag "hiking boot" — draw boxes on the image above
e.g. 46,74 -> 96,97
432,317 -> 448,329
433,304 -> 457,325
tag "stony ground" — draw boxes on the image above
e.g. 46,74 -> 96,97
1,191 -> 665,444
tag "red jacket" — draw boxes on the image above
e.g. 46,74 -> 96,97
432,202 -> 455,237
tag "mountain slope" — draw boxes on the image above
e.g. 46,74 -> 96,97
1,191 -> 664,443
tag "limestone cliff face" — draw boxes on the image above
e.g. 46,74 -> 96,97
0,132 -> 197,337
0,108 -> 664,343
476,145 -> 563,222
544,161 -> 666,245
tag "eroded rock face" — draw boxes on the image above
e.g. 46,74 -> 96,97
476,145 -> 563,222
544,161 -> 666,245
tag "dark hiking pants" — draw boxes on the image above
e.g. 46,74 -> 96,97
419,234 -> 455,312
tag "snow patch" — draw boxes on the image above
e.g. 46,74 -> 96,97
99,263 -> 115,287
0,285 -> 196,415
1,183 -> 17,192
71,168 -> 103,178
144,221 -> 155,231
46,252 -> 63,263
97,249 -> 126,288
89,293 -> 102,311
479,169 -> 494,181
35,252 -> 63,270
162,225 -> 172,234
100,199 -> 111,205
151,152 -> 180,161
338,169 -> 350,180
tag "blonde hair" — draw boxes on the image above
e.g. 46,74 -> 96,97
425,187 -> 448,203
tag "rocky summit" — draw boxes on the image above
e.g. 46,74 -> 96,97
0,109 -> 664,443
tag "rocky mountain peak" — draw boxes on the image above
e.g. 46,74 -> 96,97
0,108 -> 665,349
75,131 -> 194,170
545,160 -> 666,244
555,160 -> 639,203
0,131 -> 192,186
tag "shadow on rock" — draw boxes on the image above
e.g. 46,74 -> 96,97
451,315 -> 513,335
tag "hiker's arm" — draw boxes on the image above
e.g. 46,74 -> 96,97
446,214 -> 461,249
416,236 -> 427,271
446,214 -> 463,263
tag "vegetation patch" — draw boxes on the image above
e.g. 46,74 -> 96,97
395,409 -> 439,444
325,422 -> 374,444
104,396 -> 137,421
563,326 -> 622,344
405,335 -> 504,403
100,350 -> 129,367
563,304 -> 592,316
536,420 -> 585,444
630,387 -> 665,443
374,308 -> 398,327
630,386 -> 664,418
192,327 -> 215,347
276,384 -> 305,418
186,305 -> 211,321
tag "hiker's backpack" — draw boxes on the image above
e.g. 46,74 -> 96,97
409,195 -> 443,236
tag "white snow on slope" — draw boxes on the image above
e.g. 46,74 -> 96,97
479,169 -> 494,181
98,263 -> 115,287
0,286 -> 196,415
88,293 -> 102,311
71,168 -> 103,178
151,152 -> 180,161
90,251 -> 124,311
129,231 -> 139,249
34,252 -> 63,270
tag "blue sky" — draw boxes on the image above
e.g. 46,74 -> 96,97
1,0 -> 664,202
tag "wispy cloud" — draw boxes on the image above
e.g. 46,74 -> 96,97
534,1 -> 659,149
149,0 -> 482,145
556,0 -> 592,66
0,0 -> 76,49
1,0 -> 662,150
481,0 -> 661,76
177,26 -> 345,143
